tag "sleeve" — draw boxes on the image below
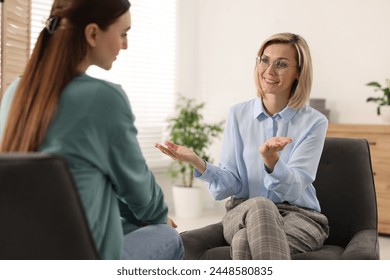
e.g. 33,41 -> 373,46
93,83 -> 168,225
264,116 -> 328,203
108,120 -> 168,225
194,106 -> 247,200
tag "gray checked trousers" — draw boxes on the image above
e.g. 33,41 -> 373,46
222,197 -> 329,260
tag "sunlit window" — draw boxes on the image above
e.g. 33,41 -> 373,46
31,0 -> 176,168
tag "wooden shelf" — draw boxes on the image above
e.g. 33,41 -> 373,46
327,124 -> 390,234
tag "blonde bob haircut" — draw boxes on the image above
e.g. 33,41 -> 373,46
254,32 -> 313,109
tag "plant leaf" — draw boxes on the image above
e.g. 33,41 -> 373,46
166,95 -> 225,187
366,81 -> 382,88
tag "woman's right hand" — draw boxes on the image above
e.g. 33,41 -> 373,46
155,141 -> 192,162
155,141 -> 206,173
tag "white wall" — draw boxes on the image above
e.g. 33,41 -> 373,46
177,0 -> 390,125
164,0 -> 389,210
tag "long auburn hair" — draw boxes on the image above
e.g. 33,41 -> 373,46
0,0 -> 130,152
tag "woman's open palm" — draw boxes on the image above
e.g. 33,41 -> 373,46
259,137 -> 292,157
155,141 -> 197,164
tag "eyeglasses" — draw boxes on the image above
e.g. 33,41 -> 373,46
256,56 -> 298,75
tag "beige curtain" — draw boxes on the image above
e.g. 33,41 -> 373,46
0,0 -> 30,101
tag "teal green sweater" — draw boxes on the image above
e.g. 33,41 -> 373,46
0,74 -> 168,259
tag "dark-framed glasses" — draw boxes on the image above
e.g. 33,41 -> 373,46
256,56 -> 297,75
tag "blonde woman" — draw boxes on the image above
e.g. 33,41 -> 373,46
156,33 -> 329,260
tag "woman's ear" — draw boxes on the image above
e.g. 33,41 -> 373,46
84,23 -> 99,47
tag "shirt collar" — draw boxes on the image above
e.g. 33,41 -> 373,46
253,97 -> 297,122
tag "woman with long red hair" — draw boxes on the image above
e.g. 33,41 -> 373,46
0,0 -> 183,260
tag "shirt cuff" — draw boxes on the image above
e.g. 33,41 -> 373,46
194,161 -> 218,182
264,164 -> 272,174
267,158 -> 289,182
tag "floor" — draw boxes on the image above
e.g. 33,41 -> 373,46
171,206 -> 390,260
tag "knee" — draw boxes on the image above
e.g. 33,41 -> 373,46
122,224 -> 184,260
156,224 -> 185,260
247,197 -> 277,211
246,197 -> 281,220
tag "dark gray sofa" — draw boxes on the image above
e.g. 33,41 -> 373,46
180,137 -> 380,260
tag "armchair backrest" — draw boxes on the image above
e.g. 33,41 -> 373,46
314,137 -> 378,247
0,153 -> 99,259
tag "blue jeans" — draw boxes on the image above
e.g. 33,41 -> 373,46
122,224 -> 184,260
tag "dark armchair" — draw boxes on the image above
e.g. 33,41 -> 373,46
180,137 -> 380,260
0,153 -> 99,259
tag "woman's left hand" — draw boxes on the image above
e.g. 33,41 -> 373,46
259,137 -> 292,172
167,217 -> 178,228
259,137 -> 292,156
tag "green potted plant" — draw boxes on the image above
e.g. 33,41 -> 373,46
167,95 -> 224,217
366,79 -> 390,119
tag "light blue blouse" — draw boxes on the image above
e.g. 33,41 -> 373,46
194,98 -> 328,212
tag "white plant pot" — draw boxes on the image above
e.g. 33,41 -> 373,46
380,106 -> 390,122
172,185 -> 203,218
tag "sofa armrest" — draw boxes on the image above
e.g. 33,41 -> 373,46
340,229 -> 380,260
180,222 -> 228,260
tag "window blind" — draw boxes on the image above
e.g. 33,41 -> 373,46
0,0 -> 30,101
30,0 -> 177,168
30,0 -> 51,51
